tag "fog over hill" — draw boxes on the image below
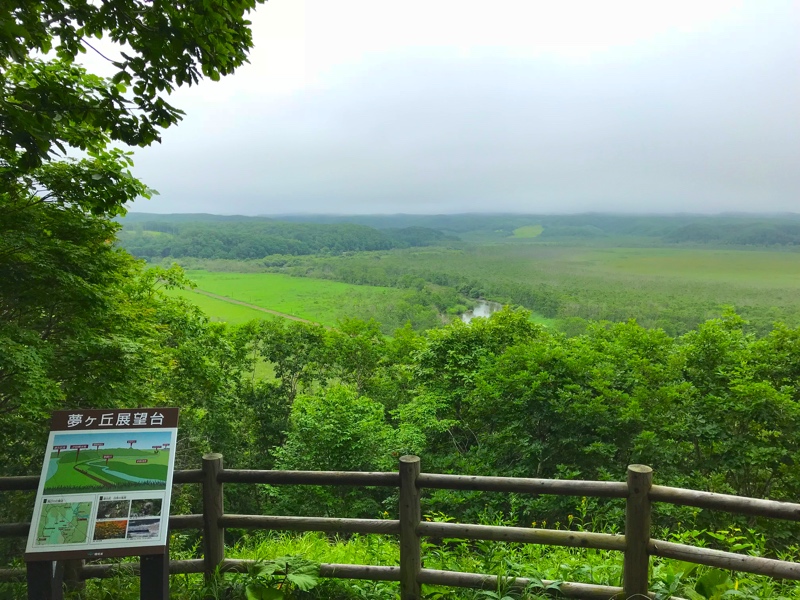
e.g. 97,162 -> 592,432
115,0 -> 799,216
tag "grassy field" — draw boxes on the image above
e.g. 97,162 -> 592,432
162,243 -> 800,336
577,246 -> 800,286
173,271 -> 410,327
166,287 -> 280,324
50,528 -> 800,599
512,224 -> 543,238
281,242 -> 800,335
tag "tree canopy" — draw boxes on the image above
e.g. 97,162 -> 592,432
0,0 -> 266,479
2,0 -> 261,184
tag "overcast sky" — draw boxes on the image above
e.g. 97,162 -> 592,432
95,1 -> 800,215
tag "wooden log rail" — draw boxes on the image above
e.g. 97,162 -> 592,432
2,456 -> 800,600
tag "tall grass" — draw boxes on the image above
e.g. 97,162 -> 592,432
4,520 -> 798,600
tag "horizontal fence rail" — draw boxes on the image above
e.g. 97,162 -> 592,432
417,521 -> 627,551
219,515 -> 401,535
416,473 -> 629,498
1,456 -> 800,600
649,484 -> 800,521
218,469 -> 400,487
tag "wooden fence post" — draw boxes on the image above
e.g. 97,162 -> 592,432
202,453 -> 225,583
62,559 -> 83,595
623,464 -> 653,599
399,455 -> 421,600
140,536 -> 169,600
26,560 -> 63,600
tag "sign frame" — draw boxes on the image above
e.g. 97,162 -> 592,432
24,408 -> 179,561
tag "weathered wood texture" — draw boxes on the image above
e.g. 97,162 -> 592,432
0,568 -> 26,582
79,559 -> 205,579
0,476 -> 38,491
650,539 -> 800,580
218,469 -> 399,486
220,515 -> 400,535
202,453 -> 225,581
168,514 -> 204,530
319,563 -> 401,581
417,569 -> 687,600
623,464 -> 653,598
0,522 -> 30,537
222,559 -> 402,581
416,473 -> 628,498
2,456 -> 800,597
650,485 -> 800,521
399,455 -> 422,600
62,559 -> 84,594
418,521 -> 626,551
173,469 -> 203,484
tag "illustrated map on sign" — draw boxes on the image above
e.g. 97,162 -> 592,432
44,431 -> 172,495
35,501 -> 92,546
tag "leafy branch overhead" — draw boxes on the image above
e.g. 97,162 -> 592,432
1,0 -> 264,212
0,1 -> 265,476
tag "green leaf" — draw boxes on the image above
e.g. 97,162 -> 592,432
246,584 -> 285,600
286,572 -> 318,591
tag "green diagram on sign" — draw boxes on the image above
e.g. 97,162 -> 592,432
35,502 -> 92,545
44,431 -> 171,495
26,408 -> 179,560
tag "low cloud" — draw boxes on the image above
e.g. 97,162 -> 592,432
130,1 -> 800,215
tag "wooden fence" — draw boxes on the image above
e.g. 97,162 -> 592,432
2,454 -> 800,599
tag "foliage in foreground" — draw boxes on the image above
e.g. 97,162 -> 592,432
0,0 -> 266,559
3,524 -> 799,599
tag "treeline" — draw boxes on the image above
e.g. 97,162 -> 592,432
281,212 -> 800,246
663,221 -> 800,246
207,308 -> 800,556
101,305 -> 800,552
262,254 -> 562,318
5,217 -> 800,560
123,212 -> 800,249
117,219 -> 456,260
536,215 -> 800,246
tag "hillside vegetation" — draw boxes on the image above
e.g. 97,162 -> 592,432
120,213 -> 800,337
273,212 -> 800,246
6,211 -> 800,599
118,216 -> 456,260
6,306 -> 798,599
3,0 -> 799,595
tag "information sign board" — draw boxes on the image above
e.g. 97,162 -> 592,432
25,408 -> 179,560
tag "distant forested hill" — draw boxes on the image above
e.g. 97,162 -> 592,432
117,215 -> 456,260
276,212 -> 800,245
119,213 -> 800,262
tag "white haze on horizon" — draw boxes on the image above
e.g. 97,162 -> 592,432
75,1 -> 800,216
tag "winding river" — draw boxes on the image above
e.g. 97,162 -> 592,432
461,300 -> 502,323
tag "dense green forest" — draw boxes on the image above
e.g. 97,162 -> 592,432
8,295 -> 800,597
4,2 -> 800,598
122,212 -> 800,250
118,218 -> 455,260
276,212 -> 800,246
120,212 -> 800,338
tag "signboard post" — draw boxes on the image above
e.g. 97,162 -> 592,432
25,408 -> 179,600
